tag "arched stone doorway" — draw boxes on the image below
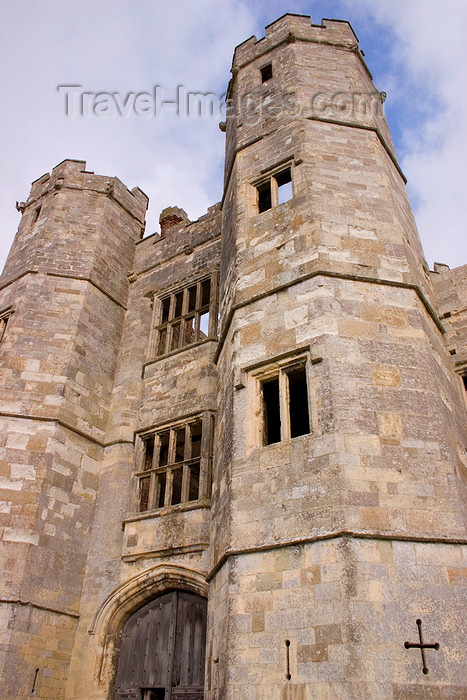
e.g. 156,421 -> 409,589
114,590 -> 207,700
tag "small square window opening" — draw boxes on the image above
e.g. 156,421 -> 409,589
260,63 -> 273,83
255,167 -> 293,213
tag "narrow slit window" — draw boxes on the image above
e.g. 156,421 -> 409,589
188,285 -> 197,312
462,375 -> 467,391
159,432 -> 170,467
143,436 -> 154,471
260,63 -> 273,83
175,428 -> 185,462
191,421 -> 202,458
185,316 -> 196,344
201,278 -> 211,306
275,168 -> 292,205
287,365 -> 310,438
161,297 -> 171,323
174,292 -> 184,318
171,468 -> 183,505
139,477 -> 151,512
32,205 -> 42,225
171,321 -> 181,351
262,378 -> 281,445
188,463 -> 200,501
157,327 -> 167,355
199,311 -> 209,338
156,472 -> 167,508
257,181 -> 272,213
0,312 -> 11,344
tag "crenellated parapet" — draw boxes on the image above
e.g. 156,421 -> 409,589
232,14 -> 360,68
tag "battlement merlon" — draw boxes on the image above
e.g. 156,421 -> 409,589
26,158 -> 149,225
232,15 -> 360,69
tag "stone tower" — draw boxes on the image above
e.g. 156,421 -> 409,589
0,14 -> 465,700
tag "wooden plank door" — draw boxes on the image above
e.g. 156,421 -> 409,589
114,591 -> 206,700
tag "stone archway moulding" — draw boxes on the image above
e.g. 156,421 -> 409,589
87,562 -> 209,698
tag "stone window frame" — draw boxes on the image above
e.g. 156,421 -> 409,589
135,411 -> 214,514
243,348 -> 318,447
253,160 -> 294,214
260,62 -> 273,83
150,273 -> 218,359
0,307 -> 13,344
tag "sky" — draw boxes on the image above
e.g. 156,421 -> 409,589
0,0 -> 466,272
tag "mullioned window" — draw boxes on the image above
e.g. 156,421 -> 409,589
151,275 -> 217,358
136,412 -> 214,513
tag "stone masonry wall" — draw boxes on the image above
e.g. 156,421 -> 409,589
0,160 -> 147,699
64,206 -> 222,699
208,539 -> 466,700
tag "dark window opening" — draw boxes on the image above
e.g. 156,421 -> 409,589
175,428 -> 185,462
156,472 -> 166,508
258,359 -> 311,445
256,167 -> 293,213
260,63 -> 273,83
32,205 -> 42,225
287,365 -> 310,438
462,375 -> 467,391
188,285 -> 197,312
201,278 -> 211,306
139,477 -> 151,512
276,168 -> 292,204
161,297 -> 170,323
157,327 -> 167,355
184,316 -> 195,344
191,421 -> 202,458
171,321 -> 181,351
159,432 -> 170,467
263,378 -> 281,445
171,468 -> 183,505
257,181 -> 272,213
174,291 -> 183,318
188,463 -> 200,501
144,436 -> 154,470
0,313 -> 10,344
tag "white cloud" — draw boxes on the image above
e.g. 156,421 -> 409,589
0,0 -> 465,273
341,0 -> 467,267
0,0 -> 256,266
